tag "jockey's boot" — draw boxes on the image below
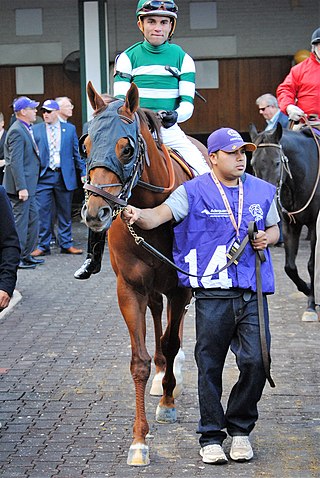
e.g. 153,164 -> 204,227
74,229 -> 106,280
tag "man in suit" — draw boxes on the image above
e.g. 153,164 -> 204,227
255,94 -> 289,131
31,100 -> 86,256
3,96 -> 44,269
0,186 -> 20,310
55,96 -> 74,123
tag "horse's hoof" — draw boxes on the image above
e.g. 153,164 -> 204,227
127,443 -> 150,466
301,310 -> 319,322
150,371 -> 165,396
156,404 -> 177,423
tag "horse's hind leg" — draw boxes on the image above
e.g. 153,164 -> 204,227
155,288 -> 191,423
148,292 -> 166,396
148,292 -> 186,397
302,225 -> 318,322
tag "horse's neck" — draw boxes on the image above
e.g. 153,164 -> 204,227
140,128 -> 170,185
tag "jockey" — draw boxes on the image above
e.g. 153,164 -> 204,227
277,27 -> 320,122
114,0 -> 210,176
74,0 -> 210,281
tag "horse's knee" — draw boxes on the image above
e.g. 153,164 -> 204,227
131,357 -> 152,382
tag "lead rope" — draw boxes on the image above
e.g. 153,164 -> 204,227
124,217 -> 275,386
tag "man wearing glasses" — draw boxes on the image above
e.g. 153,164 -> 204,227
255,94 -> 289,131
3,96 -> 42,269
31,100 -> 86,257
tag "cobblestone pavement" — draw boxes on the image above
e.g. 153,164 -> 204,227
0,218 -> 319,478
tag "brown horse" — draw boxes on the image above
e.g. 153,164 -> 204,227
81,81 -> 206,466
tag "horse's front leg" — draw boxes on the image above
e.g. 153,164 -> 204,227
117,278 -> 151,466
283,222 -> 310,295
156,288 -> 191,423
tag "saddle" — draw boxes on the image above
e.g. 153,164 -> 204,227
166,146 -> 195,179
296,115 -> 320,139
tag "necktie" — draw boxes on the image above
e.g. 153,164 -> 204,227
48,125 -> 57,169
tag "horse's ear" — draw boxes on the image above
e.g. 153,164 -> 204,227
123,83 -> 139,115
274,122 -> 283,142
248,123 -> 258,141
87,81 -> 105,111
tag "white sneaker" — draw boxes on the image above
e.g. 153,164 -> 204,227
230,436 -> 253,461
200,444 -> 228,464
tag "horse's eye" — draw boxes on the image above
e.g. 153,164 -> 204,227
122,144 -> 133,158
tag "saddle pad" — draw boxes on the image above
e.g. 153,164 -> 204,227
166,146 -> 195,179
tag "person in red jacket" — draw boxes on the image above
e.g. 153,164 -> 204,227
277,27 -> 320,122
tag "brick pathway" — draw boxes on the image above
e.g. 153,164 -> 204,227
0,218 -> 319,478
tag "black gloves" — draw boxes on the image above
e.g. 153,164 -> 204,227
158,110 -> 178,129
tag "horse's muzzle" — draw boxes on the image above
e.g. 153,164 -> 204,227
81,203 -> 113,232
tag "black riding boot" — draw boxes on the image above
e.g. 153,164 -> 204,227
74,229 -> 106,280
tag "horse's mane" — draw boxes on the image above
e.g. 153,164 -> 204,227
140,108 -> 163,147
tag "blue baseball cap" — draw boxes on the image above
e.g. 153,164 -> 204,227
207,128 -> 256,154
13,96 -> 39,112
41,99 -> 60,111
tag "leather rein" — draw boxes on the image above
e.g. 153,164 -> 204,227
127,217 -> 274,388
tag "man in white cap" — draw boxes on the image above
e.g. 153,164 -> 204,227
122,127 -> 280,466
3,96 -> 43,269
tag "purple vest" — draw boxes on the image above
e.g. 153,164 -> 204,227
173,173 -> 276,293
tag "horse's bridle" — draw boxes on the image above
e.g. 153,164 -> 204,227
84,112 -> 147,216
84,107 -> 176,218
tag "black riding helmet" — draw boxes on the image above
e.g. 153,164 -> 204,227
311,27 -> 320,45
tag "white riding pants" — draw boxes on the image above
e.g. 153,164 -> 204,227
161,123 -> 210,176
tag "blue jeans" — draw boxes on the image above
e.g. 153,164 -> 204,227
195,292 -> 270,447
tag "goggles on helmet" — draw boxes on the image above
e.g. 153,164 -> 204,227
139,1 -> 178,15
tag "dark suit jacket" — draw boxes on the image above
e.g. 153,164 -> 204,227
277,111 -> 289,129
3,120 -> 40,196
0,186 -> 20,296
33,121 -> 86,191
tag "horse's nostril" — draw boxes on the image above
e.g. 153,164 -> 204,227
98,206 -> 112,221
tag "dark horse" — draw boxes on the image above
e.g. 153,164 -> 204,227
81,82 -> 206,466
249,122 -> 320,322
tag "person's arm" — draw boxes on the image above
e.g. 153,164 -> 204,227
251,200 -> 280,250
0,290 -> 11,310
276,66 -> 304,120
113,52 -> 132,99
122,203 -> 173,230
251,225 -> 280,250
71,126 -> 86,181
7,128 -> 28,198
175,53 -> 196,123
0,188 -> 20,302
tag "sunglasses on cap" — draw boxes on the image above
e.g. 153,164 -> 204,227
141,1 -> 178,13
